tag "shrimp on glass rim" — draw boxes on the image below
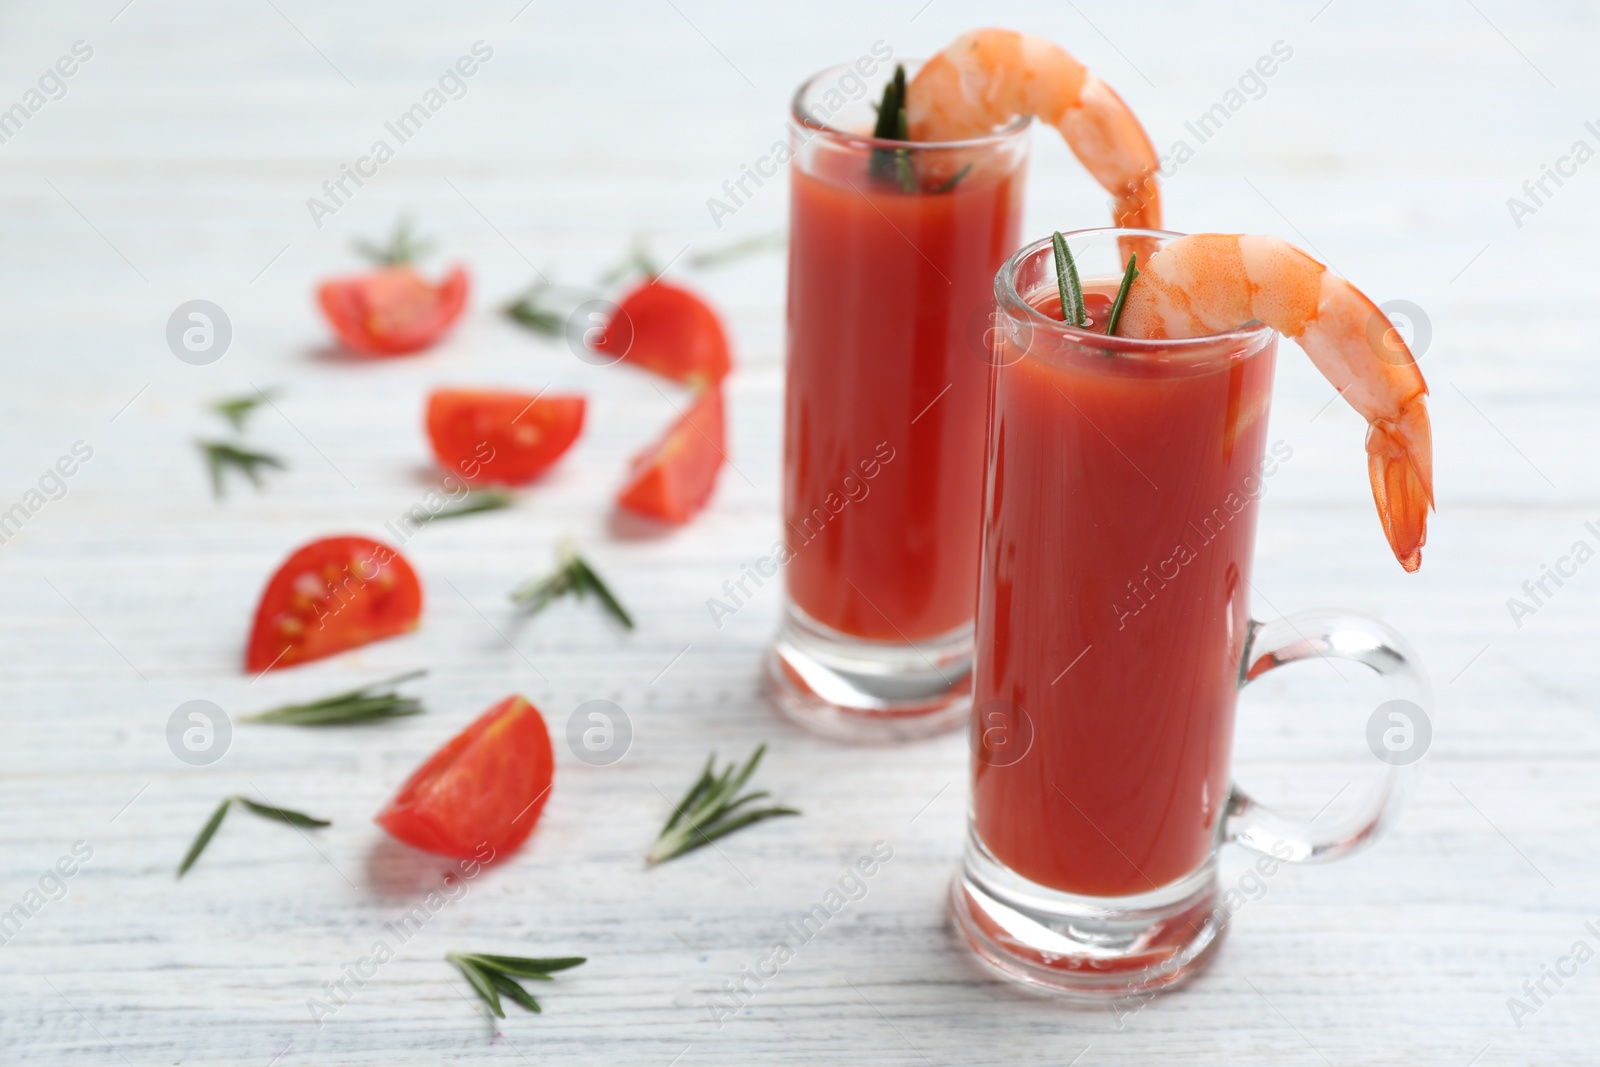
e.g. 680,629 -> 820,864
907,28 -> 1162,228
1116,233 -> 1434,571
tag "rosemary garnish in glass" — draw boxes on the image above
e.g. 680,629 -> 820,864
869,64 -> 917,193
647,744 -> 799,864
933,162 -> 974,194
1104,252 -> 1141,337
1052,231 -> 1086,327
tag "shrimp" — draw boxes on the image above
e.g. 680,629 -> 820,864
906,29 -> 1161,229
1117,233 -> 1433,571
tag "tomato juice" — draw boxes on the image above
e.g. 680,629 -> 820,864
783,119 -> 1028,642
972,278 -> 1282,897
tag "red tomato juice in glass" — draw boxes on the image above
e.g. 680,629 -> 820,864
785,152 -> 1023,639
767,60 -> 1031,740
972,285 -> 1280,897
955,229 -> 1432,998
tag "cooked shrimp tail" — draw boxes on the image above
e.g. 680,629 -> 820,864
907,29 -> 1161,228
1367,398 -> 1431,572
1117,233 -> 1434,571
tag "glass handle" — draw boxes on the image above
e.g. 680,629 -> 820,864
1225,610 -> 1432,864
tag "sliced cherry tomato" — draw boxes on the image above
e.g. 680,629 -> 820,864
425,389 -> 585,486
317,265 -> 469,356
244,536 -> 421,673
592,279 -> 732,387
375,695 -> 553,860
617,387 -> 725,524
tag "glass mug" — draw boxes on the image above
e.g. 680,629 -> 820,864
765,59 -> 1031,742
950,229 -> 1432,997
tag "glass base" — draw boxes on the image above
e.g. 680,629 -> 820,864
951,829 -> 1226,1000
764,601 -> 972,743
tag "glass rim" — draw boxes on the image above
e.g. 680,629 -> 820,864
790,59 -> 1032,152
995,228 -> 1279,357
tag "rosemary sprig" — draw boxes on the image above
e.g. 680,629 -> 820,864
647,744 -> 799,865
1052,231 -> 1086,327
242,670 -> 426,726
1105,252 -> 1141,337
869,64 -> 917,192
892,106 -> 916,193
432,490 -> 515,522
212,389 -> 277,432
505,285 -> 563,336
446,953 -> 586,1018
686,231 -> 786,269
354,216 -> 432,266
933,162 -> 974,194
197,440 -> 286,498
599,236 -> 661,286
870,67 -> 903,142
177,795 -> 331,877
505,280 -> 600,338
510,544 -> 634,630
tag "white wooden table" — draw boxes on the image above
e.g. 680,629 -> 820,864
1,1 -> 1596,1063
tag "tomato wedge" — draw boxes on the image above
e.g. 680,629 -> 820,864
244,536 -> 422,673
376,695 -> 554,860
592,279 -> 731,387
318,265 -> 469,356
617,387 -> 725,524
425,389 -> 585,486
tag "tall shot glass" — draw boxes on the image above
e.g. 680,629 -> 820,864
765,59 -> 1031,742
951,229 -> 1432,997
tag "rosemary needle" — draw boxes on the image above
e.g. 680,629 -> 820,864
1052,231 -> 1086,327
686,232 -> 786,269
177,795 -> 331,878
212,389 -> 277,432
242,670 -> 427,726
1105,252 -> 1141,337
431,490 -> 515,522
933,162 -> 974,194
870,64 -> 917,192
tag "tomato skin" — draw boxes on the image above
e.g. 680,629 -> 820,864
317,265 -> 469,356
617,387 -> 725,524
425,390 -> 585,486
375,695 -> 554,860
244,536 -> 422,673
593,279 -> 731,387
